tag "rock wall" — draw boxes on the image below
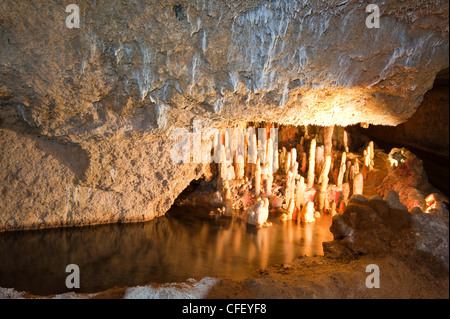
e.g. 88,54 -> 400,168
0,123 -> 209,231
0,0 -> 449,231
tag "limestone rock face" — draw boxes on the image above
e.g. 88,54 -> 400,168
0,0 -> 448,230
0,124 -> 208,231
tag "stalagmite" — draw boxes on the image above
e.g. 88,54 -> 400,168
316,145 -> 324,174
324,198 -> 330,213
307,138 -> 316,189
342,183 -> 350,202
369,141 -> 374,160
266,139 -> 273,172
246,129 -> 258,178
247,198 -> 269,227
266,174 -> 273,195
295,176 -> 306,209
285,150 -> 291,175
300,152 -> 307,173
337,152 -> 347,188
353,172 -> 364,195
279,150 -> 285,174
223,181 -> 233,216
227,164 -> 235,180
290,147 -> 297,166
299,136 -> 305,154
285,171 -> 294,205
349,164 -> 355,183
264,139 -> 274,194
302,201 -> 316,223
324,126 -> 334,157
281,198 -> 295,221
273,146 -> 279,174
255,158 -> 261,197
331,201 -> 337,216
235,155 -> 245,181
319,155 -> 332,212
281,147 -> 287,173
364,146 -> 373,171
369,141 -> 375,168
343,130 -> 349,153
289,171 -> 297,204
363,149 -> 369,167
344,160 -> 351,183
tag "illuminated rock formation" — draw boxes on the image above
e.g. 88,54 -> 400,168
247,198 -> 269,227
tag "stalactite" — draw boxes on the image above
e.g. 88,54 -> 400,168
307,138 -> 316,189
324,126 -> 334,157
243,132 -> 250,180
273,144 -> 279,174
255,157 -> 261,197
343,130 -> 349,153
288,148 -> 298,203
220,143 -> 228,182
337,152 -> 346,188
263,138 -> 274,194
298,136 -> 304,154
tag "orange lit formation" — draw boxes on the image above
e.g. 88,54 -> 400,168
212,123 -> 379,227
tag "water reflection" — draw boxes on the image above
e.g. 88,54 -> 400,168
0,207 -> 332,295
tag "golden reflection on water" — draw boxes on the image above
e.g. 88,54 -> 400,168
0,207 -> 333,295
